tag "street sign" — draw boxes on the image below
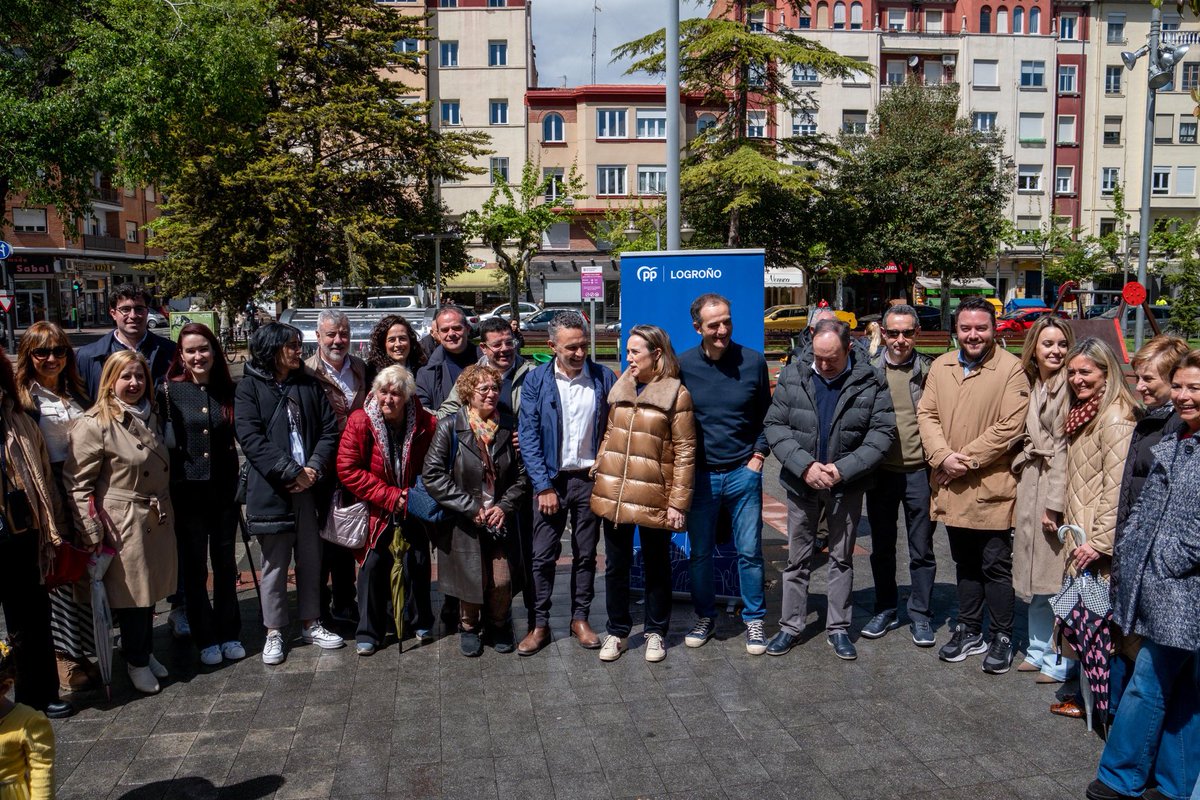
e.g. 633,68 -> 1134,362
580,264 -> 604,300
0,241 -> 12,260
0,291 -> 13,313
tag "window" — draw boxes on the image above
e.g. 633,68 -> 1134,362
1017,164 -> 1042,192
636,108 -> 667,139
973,59 -> 999,88
1178,166 -> 1197,196
1057,115 -> 1076,144
1057,65 -> 1077,94
1155,113 -> 1174,144
597,108 -> 626,139
439,41 -> 458,67
1181,119 -> 1198,144
888,8 -> 906,31
798,13 -> 811,28
1020,60 -> 1045,88
12,208 -> 47,233
1162,14 -> 1181,31
850,2 -> 863,29
1055,166 -> 1074,194
923,61 -> 944,86
844,57 -> 869,86
1101,167 -> 1120,194
1183,64 -> 1200,92
886,59 -> 907,86
842,110 -> 867,134
440,100 -> 460,125
832,2 -> 846,29
1099,219 -> 1117,238
995,8 -> 1008,33
394,38 -> 419,54
792,64 -> 819,84
1018,113 -> 1044,143
488,0 -> 505,6
542,113 -> 564,143
489,100 -> 508,125
489,157 -> 509,184
488,41 -> 507,66
973,111 -> 998,133
747,110 -> 767,138
637,165 -> 667,195
1107,13 -> 1126,43
1028,6 -> 1040,33
748,62 -> 766,87
1152,167 -> 1170,196
1105,65 -> 1122,95
792,111 -> 817,136
439,0 -> 457,6
1013,6 -> 1024,33
979,6 -> 991,33
145,185 -> 156,202
543,168 -> 565,202
596,165 -> 626,196
125,221 -> 139,243
748,10 -> 765,31
697,113 -> 717,134
1059,13 -> 1077,40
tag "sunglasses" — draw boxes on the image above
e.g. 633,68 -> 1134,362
883,329 -> 917,339
30,346 -> 69,359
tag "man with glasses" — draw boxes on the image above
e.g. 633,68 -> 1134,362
862,305 -> 937,647
437,317 -> 531,424
76,284 -> 177,398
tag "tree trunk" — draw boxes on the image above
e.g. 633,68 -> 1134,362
940,274 -> 952,332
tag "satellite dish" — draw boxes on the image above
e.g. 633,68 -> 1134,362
907,55 -> 919,68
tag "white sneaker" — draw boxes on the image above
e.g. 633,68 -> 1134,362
199,646 -> 222,666
262,631 -> 286,665
220,641 -> 246,661
147,654 -> 169,679
168,607 -> 191,639
127,664 -> 160,694
644,632 -> 666,663
301,622 -> 345,650
598,635 -> 627,662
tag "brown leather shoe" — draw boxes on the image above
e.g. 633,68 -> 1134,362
570,619 -> 601,649
1050,697 -> 1085,719
56,651 -> 96,693
517,626 -> 550,657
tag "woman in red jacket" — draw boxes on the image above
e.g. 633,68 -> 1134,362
336,365 -> 436,655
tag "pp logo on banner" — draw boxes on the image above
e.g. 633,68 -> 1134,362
636,265 -> 658,282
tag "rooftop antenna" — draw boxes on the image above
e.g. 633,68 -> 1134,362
591,2 -> 601,84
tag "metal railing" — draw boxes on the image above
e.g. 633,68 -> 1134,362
82,234 -> 126,252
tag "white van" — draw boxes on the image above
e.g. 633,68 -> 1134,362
367,295 -> 421,310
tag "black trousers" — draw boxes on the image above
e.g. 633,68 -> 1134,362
320,541 -> 357,616
946,526 -> 1014,638
0,532 -> 60,710
175,487 -> 242,649
356,532 -> 393,645
530,471 -> 601,628
604,523 -> 672,638
401,522 -> 434,632
865,468 -> 936,622
114,607 -> 155,669
515,499 -> 536,628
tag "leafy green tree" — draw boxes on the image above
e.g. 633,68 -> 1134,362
1045,233 -> 1110,291
1162,220 -> 1200,338
461,160 -> 584,322
836,80 -> 1011,328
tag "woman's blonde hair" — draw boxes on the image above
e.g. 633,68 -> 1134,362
93,350 -> 154,423
1065,337 -> 1137,429
1130,335 -> 1190,383
1020,315 -> 1075,383
865,321 -> 883,354
627,324 -> 680,380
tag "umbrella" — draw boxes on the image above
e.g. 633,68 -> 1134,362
389,524 -> 410,649
1051,524 -> 1114,734
236,510 -> 262,613
87,548 -> 115,700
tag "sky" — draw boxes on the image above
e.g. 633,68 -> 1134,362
531,1 -> 710,87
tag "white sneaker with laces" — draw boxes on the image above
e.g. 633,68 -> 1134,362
199,646 -> 222,666
221,641 -> 247,661
644,632 -> 666,663
147,654 -> 169,679
301,622 -> 345,650
685,617 -> 715,648
127,664 -> 160,694
168,607 -> 191,639
598,635 -> 627,662
262,632 -> 286,665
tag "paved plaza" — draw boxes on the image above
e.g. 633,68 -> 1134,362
35,459 -> 1103,800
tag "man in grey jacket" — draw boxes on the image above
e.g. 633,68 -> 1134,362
764,320 -> 896,661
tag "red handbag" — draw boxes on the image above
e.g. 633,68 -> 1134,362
44,542 -> 91,589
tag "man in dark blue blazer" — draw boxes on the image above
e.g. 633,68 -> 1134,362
75,284 -> 177,399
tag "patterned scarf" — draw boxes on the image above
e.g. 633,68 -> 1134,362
1065,395 -> 1101,437
467,408 -> 499,499
364,393 -> 417,487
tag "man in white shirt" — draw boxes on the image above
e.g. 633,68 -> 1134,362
516,312 -> 617,655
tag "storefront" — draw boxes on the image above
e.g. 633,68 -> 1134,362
3,254 -> 60,327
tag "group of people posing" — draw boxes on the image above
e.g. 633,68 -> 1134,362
0,287 -> 1196,800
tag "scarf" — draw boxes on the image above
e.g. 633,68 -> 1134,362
468,408 -> 499,502
364,393 -> 417,487
1065,395 -> 1101,437
116,397 -> 153,425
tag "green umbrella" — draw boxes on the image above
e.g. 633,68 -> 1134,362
389,525 -> 410,646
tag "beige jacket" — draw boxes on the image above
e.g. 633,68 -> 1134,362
66,407 -> 177,608
916,345 -> 1031,530
1,400 -> 65,579
590,371 -> 696,530
1011,372 -> 1071,598
304,352 -> 367,430
1063,400 -> 1137,577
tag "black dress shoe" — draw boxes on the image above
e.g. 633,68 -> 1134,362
459,631 -> 483,657
1086,779 -> 1139,800
490,625 -> 515,654
766,630 -> 799,656
827,632 -> 858,661
43,700 -> 75,720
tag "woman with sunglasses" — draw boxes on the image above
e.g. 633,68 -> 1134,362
15,322 -> 98,695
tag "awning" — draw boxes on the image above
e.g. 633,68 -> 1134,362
444,267 -> 505,292
765,267 -> 805,287
860,261 -> 913,275
916,276 -> 995,293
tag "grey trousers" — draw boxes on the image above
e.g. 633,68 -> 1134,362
779,488 -> 862,636
258,492 -> 322,630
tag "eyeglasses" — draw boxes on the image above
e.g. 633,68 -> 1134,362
30,346 -> 69,360
476,385 -> 500,396
884,329 -> 917,339
484,339 -> 516,351
114,305 -> 148,317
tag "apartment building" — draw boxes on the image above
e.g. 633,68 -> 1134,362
3,174 -> 163,328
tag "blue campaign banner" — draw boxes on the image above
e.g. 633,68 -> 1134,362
619,249 -> 765,604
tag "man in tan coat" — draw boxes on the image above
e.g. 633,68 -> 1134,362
917,297 -> 1029,674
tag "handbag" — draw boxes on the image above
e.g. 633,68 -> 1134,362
44,542 -> 91,589
236,388 -> 294,505
319,489 -> 368,549
406,426 -> 458,523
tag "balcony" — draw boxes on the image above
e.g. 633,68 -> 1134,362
83,234 -> 126,252
880,31 -> 960,53
93,186 -> 123,206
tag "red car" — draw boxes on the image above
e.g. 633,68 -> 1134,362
995,308 -> 1067,335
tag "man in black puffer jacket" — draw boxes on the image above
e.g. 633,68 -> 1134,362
764,319 -> 895,661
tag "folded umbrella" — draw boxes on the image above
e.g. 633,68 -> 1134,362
389,524 -> 410,648
1051,524 -> 1114,734
87,549 -> 115,700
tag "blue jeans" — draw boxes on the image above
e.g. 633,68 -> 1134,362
687,467 -> 765,622
1024,594 -> 1077,682
1098,641 -> 1200,799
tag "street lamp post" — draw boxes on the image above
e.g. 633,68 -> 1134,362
666,0 -> 681,250
413,232 -> 461,309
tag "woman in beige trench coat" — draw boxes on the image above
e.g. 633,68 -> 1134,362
1011,316 -> 1075,682
66,350 -> 176,695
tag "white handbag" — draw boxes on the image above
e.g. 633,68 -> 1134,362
320,489 -> 369,549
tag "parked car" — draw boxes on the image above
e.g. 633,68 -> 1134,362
366,294 -> 421,310
147,310 -> 168,330
519,307 -> 588,332
480,301 -> 540,321
1099,304 -> 1174,336
605,320 -> 621,333
763,305 -> 858,332
995,308 -> 1067,336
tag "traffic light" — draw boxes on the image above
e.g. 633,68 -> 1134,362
72,280 -> 82,293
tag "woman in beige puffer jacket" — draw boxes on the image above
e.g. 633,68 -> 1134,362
591,324 -> 695,664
